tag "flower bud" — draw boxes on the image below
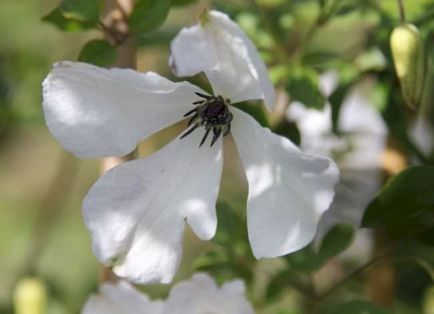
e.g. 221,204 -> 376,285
390,23 -> 426,108
13,277 -> 47,314
424,285 -> 434,314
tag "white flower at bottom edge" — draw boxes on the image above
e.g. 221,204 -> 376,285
82,280 -> 164,314
82,273 -> 253,314
42,10 -> 339,284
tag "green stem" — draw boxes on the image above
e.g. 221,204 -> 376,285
318,256 -> 383,301
397,0 -> 406,23
316,243 -> 399,302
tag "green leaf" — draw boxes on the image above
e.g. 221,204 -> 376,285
78,40 -> 117,67
60,0 -> 102,22
235,101 -> 270,128
42,7 -> 96,32
286,67 -> 325,110
285,245 -> 323,273
194,248 -> 253,283
328,72 -> 358,134
266,279 -> 285,302
193,250 -> 229,271
266,269 -> 298,302
318,224 -> 354,261
129,0 -> 170,34
302,52 -> 338,67
285,224 -> 354,273
271,119 -> 301,146
325,300 -> 388,314
213,202 -> 243,246
328,83 -> 347,134
171,0 -> 196,6
362,166 -> 434,234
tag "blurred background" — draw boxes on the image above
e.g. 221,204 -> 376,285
1,0 -> 434,313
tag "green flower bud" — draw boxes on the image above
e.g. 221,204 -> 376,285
423,285 -> 434,314
14,277 -> 47,314
390,23 -> 427,108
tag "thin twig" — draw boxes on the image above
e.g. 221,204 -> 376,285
317,255 -> 385,301
317,241 -> 402,302
397,0 -> 406,23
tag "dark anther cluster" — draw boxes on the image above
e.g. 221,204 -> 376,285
180,92 -> 233,147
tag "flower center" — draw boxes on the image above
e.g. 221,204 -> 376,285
180,92 -> 233,147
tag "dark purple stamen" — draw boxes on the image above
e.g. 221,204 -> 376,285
180,93 -> 233,147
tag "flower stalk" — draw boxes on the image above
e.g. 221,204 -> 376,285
397,0 -> 406,23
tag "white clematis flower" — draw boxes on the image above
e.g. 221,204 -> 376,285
42,10 -> 339,284
82,273 -> 254,314
288,73 -> 386,248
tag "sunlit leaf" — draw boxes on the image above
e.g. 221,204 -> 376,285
42,7 -> 96,32
60,0 -> 102,22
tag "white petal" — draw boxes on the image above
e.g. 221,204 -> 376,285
231,108 -> 339,258
43,61 -> 204,158
163,273 -> 254,314
170,11 -> 276,110
82,130 -> 223,284
82,281 -> 164,314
